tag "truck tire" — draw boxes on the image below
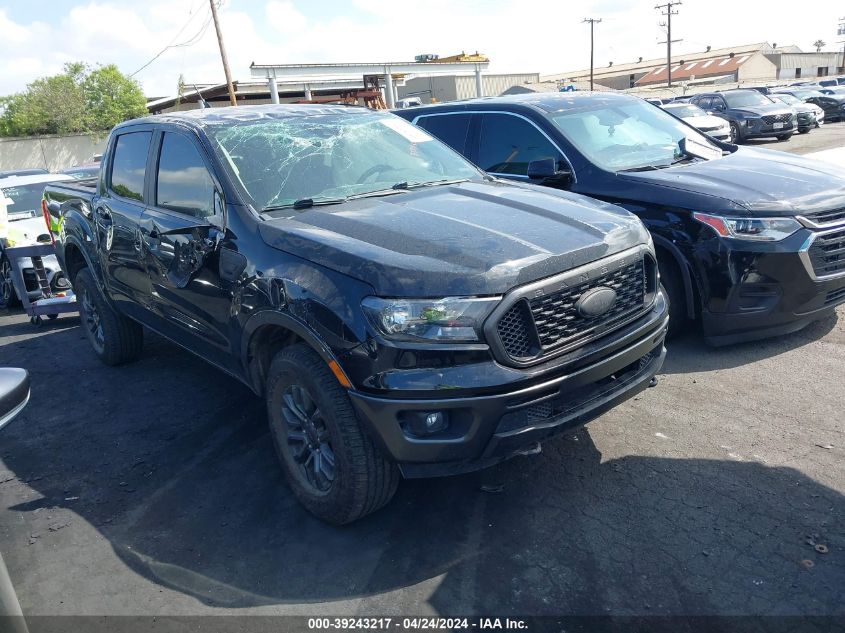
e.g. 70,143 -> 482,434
657,253 -> 686,339
265,344 -> 399,524
74,268 -> 143,366
0,254 -> 21,310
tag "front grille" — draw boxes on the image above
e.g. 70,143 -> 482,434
808,228 -> 845,277
495,256 -> 650,363
496,301 -> 536,358
825,286 -> 845,306
762,113 -> 792,125
805,208 -> 845,226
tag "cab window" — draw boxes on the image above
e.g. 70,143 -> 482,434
476,113 -> 562,176
156,132 -> 215,218
110,131 -> 151,201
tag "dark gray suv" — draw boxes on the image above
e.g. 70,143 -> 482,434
689,90 -> 796,143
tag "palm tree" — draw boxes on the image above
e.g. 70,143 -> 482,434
814,39 -> 826,52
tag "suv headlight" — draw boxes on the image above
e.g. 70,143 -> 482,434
362,296 -> 500,343
693,212 -> 801,242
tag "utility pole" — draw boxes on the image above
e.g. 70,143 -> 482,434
209,0 -> 237,106
583,18 -> 602,91
839,17 -> 845,73
656,1 -> 682,87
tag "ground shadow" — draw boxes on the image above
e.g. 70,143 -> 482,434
0,318 -> 842,616
662,311 -> 838,375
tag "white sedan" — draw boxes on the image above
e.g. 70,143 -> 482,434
661,102 -> 731,142
0,172 -> 74,309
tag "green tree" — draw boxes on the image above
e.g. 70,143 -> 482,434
0,62 -> 146,137
814,39 -> 826,52
82,64 -> 147,131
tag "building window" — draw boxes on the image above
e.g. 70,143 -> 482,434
817,67 -> 829,77
629,74 -> 636,88
795,68 -> 801,78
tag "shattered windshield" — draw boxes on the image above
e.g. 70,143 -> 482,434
206,109 -> 481,210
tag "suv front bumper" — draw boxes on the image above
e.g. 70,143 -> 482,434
700,226 -> 845,345
349,291 -> 668,477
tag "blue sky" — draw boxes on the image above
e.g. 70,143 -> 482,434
1,0 -> 843,97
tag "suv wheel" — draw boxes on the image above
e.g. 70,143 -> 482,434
729,122 -> 741,143
776,133 -> 793,141
0,255 -> 20,309
266,344 -> 399,524
74,268 -> 143,365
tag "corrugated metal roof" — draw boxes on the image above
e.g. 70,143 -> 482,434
635,54 -> 751,85
542,42 -> 772,82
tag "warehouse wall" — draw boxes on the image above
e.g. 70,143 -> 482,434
399,73 -> 540,104
0,133 -> 107,172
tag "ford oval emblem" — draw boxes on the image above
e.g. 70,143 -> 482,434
576,287 -> 617,318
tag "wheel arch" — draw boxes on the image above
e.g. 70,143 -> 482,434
652,235 -> 699,320
241,311 -> 351,396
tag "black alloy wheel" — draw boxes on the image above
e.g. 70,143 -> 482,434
280,383 -> 336,493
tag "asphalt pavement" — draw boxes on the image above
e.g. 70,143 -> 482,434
0,124 -> 843,623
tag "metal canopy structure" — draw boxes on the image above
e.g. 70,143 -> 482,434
250,60 -> 490,108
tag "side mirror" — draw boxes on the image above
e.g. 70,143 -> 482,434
0,368 -> 30,431
527,158 -> 572,184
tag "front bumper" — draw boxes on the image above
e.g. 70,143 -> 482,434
349,292 -> 668,477
699,226 -> 845,345
742,119 -> 795,138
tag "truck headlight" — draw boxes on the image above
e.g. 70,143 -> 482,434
362,296 -> 500,342
693,212 -> 801,242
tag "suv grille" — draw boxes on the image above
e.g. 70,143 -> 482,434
495,257 -> 650,363
805,208 -> 845,226
808,228 -> 845,277
762,113 -> 792,125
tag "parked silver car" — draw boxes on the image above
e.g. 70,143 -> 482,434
661,102 -> 731,141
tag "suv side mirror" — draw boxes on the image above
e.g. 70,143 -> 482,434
527,158 -> 572,184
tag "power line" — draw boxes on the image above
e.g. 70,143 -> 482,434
129,2 -> 215,78
583,18 -> 602,91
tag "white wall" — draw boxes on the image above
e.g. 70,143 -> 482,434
0,133 -> 107,172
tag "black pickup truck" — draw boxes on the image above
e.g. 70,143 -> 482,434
44,105 -> 668,523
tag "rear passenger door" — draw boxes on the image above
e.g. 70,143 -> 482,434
473,112 -> 566,181
97,128 -> 154,320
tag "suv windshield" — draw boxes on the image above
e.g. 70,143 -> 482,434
664,104 -> 706,118
772,94 -> 800,106
548,98 -> 720,172
723,91 -> 774,108
207,111 -> 481,210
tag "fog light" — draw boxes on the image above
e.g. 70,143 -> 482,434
401,411 -> 449,437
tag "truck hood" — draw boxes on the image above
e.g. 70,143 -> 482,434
258,180 -> 647,296
617,147 -> 845,214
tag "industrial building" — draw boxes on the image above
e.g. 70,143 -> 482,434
396,73 -> 539,104
543,43 -> 845,90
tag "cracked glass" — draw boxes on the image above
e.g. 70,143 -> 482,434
205,109 -> 481,212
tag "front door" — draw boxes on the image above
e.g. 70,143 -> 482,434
139,130 -> 236,370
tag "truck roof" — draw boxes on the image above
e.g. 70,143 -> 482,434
118,104 -> 374,132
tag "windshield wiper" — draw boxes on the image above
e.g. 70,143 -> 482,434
351,178 -> 470,197
261,197 -> 346,213
620,164 -> 672,172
